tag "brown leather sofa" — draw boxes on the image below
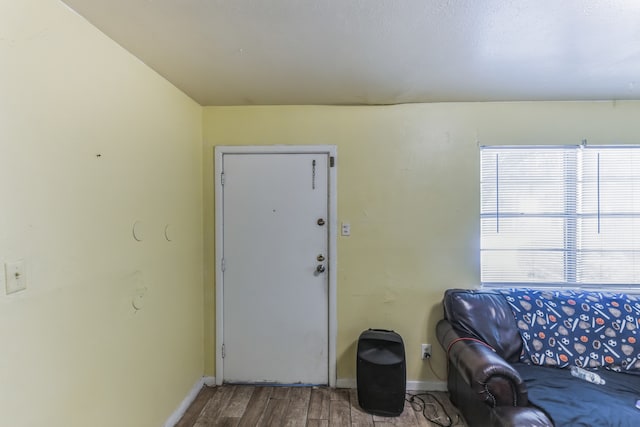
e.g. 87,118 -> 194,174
436,289 -> 553,426
437,288 -> 640,427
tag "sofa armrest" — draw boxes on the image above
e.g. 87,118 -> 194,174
437,319 -> 529,408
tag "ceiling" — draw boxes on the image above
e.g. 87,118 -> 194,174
61,0 -> 640,106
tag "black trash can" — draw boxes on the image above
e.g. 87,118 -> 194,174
356,328 -> 406,416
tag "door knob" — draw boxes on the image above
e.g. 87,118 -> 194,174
316,264 -> 326,273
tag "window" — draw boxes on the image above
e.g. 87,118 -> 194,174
480,145 -> 640,288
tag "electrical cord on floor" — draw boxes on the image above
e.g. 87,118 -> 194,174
406,391 -> 459,427
405,353 -> 459,426
428,356 -> 445,382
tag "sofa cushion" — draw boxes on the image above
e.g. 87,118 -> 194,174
514,363 -> 640,427
443,289 -> 523,362
491,406 -> 552,427
503,289 -> 640,371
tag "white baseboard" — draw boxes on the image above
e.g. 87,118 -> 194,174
164,376 -> 216,427
335,378 -> 356,388
406,380 -> 447,391
336,378 -> 447,392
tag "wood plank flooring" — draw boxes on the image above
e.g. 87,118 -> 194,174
175,385 -> 467,427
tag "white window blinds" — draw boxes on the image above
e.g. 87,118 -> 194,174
480,145 -> 640,287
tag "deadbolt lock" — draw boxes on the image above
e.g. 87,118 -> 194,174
317,254 -> 325,262
317,218 -> 325,226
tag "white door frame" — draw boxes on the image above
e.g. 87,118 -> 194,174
214,145 -> 338,387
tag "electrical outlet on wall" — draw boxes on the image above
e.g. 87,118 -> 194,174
421,343 -> 432,360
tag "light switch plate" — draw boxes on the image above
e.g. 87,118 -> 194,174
0,262 -> 5,292
5,260 -> 27,295
341,222 -> 351,236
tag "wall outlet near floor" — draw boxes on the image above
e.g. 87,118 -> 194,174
421,343 -> 432,359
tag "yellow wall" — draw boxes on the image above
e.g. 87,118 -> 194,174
203,101 -> 640,383
5,0 -> 640,422
0,1 -> 203,426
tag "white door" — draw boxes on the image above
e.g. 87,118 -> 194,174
219,151 -> 331,384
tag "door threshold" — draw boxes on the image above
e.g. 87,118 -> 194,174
223,381 -> 328,387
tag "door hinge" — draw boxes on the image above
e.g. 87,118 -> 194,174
221,344 -> 225,358
329,156 -> 335,167
220,172 -> 225,185
221,258 -> 226,272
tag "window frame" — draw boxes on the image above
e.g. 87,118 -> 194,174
480,144 -> 640,290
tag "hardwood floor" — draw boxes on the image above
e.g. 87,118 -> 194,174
175,385 -> 467,427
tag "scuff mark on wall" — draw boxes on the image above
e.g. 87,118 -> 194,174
383,287 -> 398,304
